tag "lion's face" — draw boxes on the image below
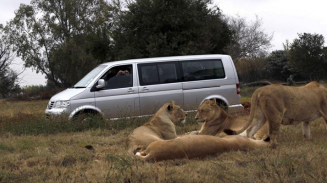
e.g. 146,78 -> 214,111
195,99 -> 221,124
167,101 -> 187,124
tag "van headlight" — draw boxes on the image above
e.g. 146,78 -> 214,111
54,101 -> 70,108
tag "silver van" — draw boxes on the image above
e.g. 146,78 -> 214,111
45,55 -> 243,120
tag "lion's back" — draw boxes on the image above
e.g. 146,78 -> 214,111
126,125 -> 162,154
126,101 -> 186,155
254,82 -> 327,116
256,82 -> 325,103
126,112 -> 179,155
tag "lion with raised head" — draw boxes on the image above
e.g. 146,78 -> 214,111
126,101 -> 187,155
135,135 -> 270,161
224,81 -> 327,146
191,99 -> 268,140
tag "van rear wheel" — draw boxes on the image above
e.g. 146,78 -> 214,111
216,100 -> 228,112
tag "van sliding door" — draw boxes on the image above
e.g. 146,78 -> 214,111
137,62 -> 183,115
181,59 -> 229,110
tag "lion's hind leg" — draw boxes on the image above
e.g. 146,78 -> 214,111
246,118 -> 266,139
266,114 -> 283,148
245,109 -> 266,139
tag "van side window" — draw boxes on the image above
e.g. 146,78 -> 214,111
100,65 -> 133,89
138,63 -> 178,85
158,63 -> 178,83
182,59 -> 225,81
140,65 -> 159,85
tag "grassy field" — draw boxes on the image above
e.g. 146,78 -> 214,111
1,87 -> 327,182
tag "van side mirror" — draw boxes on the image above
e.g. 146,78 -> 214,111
96,79 -> 105,89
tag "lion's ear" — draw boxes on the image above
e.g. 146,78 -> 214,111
210,98 -> 216,106
167,100 -> 175,111
170,100 -> 175,106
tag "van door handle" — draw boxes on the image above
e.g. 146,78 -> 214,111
142,87 -> 149,91
127,88 -> 135,93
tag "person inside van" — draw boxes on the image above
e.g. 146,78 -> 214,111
116,69 -> 130,76
101,66 -> 132,89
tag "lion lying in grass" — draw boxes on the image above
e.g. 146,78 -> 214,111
191,99 -> 268,140
126,101 -> 187,155
224,81 -> 327,147
136,135 -> 270,161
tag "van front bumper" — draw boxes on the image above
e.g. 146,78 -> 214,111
45,108 -> 68,118
228,104 -> 244,115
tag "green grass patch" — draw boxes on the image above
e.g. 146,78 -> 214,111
0,98 -> 327,182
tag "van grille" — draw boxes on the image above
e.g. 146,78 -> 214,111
47,101 -> 54,109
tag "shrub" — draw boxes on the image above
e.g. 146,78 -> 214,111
235,57 -> 267,83
10,85 -> 64,101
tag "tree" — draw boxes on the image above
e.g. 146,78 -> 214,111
264,50 -> 291,81
8,0 -> 113,87
289,33 -> 327,81
225,15 -> 273,60
0,24 -> 19,98
112,0 -> 233,60
235,57 -> 266,83
0,69 -> 19,98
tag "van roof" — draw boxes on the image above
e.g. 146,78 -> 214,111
100,54 -> 230,66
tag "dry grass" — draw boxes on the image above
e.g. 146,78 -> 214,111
1,98 -> 327,182
0,100 -> 46,118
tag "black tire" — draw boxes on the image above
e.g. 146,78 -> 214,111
216,100 -> 228,112
72,111 -> 103,123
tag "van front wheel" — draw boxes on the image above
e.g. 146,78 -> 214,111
72,111 -> 104,124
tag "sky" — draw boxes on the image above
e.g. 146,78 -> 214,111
1,0 -> 327,86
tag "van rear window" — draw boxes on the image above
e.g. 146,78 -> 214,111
182,59 -> 225,81
138,59 -> 225,85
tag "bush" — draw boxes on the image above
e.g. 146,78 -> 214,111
10,85 -> 64,101
235,57 -> 267,83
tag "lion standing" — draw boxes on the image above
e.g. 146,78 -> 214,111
224,81 -> 327,146
126,101 -> 187,155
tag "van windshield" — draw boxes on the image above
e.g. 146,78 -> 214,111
74,65 -> 107,88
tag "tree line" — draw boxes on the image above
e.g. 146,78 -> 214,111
238,33 -> 327,83
0,0 -> 326,98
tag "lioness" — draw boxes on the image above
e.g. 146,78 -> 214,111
126,101 -> 187,155
224,81 -> 327,146
191,99 -> 268,139
135,135 -> 270,161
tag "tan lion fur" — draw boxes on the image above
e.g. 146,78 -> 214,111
135,135 -> 270,161
126,101 -> 187,155
191,99 -> 268,140
224,81 -> 327,146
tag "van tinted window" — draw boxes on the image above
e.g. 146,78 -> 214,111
138,63 -> 178,85
182,59 -> 225,81
100,65 -> 133,89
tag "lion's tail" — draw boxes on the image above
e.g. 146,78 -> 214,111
257,136 -> 271,147
263,136 -> 270,142
224,88 -> 261,135
250,136 -> 270,148
135,151 -> 151,161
